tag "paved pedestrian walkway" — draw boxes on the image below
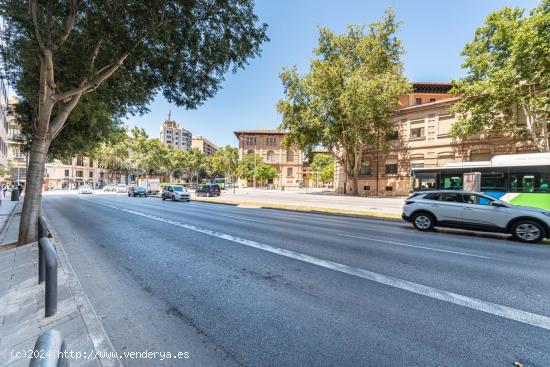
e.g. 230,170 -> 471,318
0,201 -> 121,366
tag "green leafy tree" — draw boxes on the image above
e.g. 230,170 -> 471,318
450,1 -> 550,152
186,148 -> 206,183
237,153 -> 276,185
277,9 -> 410,195
309,153 -> 334,185
94,131 -> 133,181
211,145 -> 239,187
0,0 -> 268,243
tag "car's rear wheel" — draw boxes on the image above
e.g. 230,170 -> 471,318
511,220 -> 544,243
162,195 -> 165,201
412,212 -> 435,231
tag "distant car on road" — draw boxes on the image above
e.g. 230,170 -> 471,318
195,184 -> 221,197
103,184 -> 115,192
115,183 -> 128,193
128,186 -> 148,197
78,185 -> 93,194
402,190 -> 550,243
162,185 -> 190,202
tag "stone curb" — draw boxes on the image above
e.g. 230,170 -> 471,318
46,219 -> 123,367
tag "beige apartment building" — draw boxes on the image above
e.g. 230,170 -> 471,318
44,155 -> 107,190
234,130 -> 305,188
335,82 -> 539,196
6,97 -> 26,184
192,136 -> 218,156
160,119 -> 192,151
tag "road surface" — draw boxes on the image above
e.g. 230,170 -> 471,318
43,193 -> 550,366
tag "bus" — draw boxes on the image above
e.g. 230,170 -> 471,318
213,178 -> 226,190
411,152 -> 550,210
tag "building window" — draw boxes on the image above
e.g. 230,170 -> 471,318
266,150 -> 274,162
360,161 -> 371,176
89,171 -> 93,178
266,137 -> 276,146
286,150 -> 294,162
64,170 -> 69,177
89,159 -> 94,168
415,98 -> 422,105
385,163 -> 398,175
386,131 -> 399,141
76,156 -> 84,166
410,127 -> 425,140
247,149 -> 255,155
287,167 -> 293,177
429,98 -> 436,102
245,136 -> 257,146
76,170 -> 83,178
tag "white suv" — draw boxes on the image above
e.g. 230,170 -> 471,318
402,190 -> 550,243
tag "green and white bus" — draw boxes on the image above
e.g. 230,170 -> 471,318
411,153 -> 550,210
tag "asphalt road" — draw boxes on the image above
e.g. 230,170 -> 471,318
43,193 -> 550,367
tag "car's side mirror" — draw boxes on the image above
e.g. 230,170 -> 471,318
491,200 -> 508,207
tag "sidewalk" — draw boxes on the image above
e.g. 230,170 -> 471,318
192,188 -> 405,219
0,200 -> 121,366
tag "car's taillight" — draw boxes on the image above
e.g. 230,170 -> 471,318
405,200 -> 415,205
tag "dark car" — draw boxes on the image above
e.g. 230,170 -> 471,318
128,186 -> 148,197
195,184 -> 221,197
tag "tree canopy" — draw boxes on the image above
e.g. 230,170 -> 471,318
450,1 -> 550,152
237,153 -> 277,184
277,9 -> 410,194
309,153 -> 334,184
0,0 -> 268,243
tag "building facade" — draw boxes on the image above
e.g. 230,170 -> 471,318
234,130 -> 305,188
160,120 -> 192,151
6,97 -> 26,184
44,155 -> 107,190
0,75 -> 10,171
192,136 -> 218,156
335,82 -> 539,196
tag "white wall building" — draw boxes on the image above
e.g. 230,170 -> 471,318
160,120 -> 192,151
44,155 -> 107,190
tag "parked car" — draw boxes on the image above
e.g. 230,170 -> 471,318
195,184 -> 221,197
78,185 -> 93,194
103,184 -> 115,192
128,186 -> 148,197
115,183 -> 128,193
162,185 -> 191,202
402,190 -> 550,243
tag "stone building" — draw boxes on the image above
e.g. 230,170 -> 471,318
44,155 -> 107,190
335,82 -> 540,196
192,136 -> 218,156
6,97 -> 26,184
234,130 -> 305,188
160,119 -> 192,151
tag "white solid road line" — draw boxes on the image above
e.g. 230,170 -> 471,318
83,198 -> 550,331
338,233 -> 490,259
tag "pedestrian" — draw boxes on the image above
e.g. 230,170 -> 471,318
0,185 -> 3,206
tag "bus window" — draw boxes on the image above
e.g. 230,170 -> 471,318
441,175 -> 462,190
480,173 -> 507,192
413,173 -> 437,190
511,174 -> 535,193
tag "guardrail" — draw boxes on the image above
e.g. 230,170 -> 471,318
28,329 -> 69,367
38,216 -> 57,317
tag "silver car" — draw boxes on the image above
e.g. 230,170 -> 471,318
115,183 -> 128,193
78,185 -> 93,194
161,185 -> 191,202
402,190 -> 550,243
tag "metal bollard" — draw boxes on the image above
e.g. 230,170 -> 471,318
38,216 -> 51,284
28,329 -> 69,367
39,237 -> 58,317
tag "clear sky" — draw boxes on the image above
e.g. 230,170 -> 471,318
124,0 -> 540,147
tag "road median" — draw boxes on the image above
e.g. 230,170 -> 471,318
191,196 -> 401,220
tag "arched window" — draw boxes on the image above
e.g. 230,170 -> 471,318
286,150 -> 294,162
266,150 -> 274,162
247,150 -> 254,155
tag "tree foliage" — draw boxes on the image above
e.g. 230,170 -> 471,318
450,1 -> 550,152
309,153 -> 334,183
237,153 -> 277,184
211,145 -> 239,183
277,9 -> 410,194
0,0 -> 268,243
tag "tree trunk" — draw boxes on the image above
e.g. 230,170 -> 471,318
350,173 -> 359,195
19,135 -> 51,244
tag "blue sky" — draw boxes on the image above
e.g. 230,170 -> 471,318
124,0 -> 540,147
